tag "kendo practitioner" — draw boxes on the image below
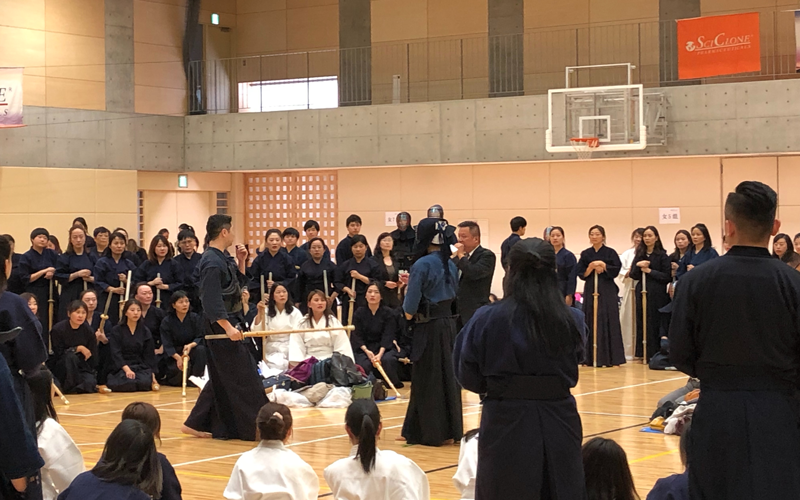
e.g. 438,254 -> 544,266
629,226 -> 672,362
391,212 -> 416,271
281,228 -> 309,270
94,231 -> 136,328
400,218 -> 462,446
576,225 -> 626,367
426,205 -> 457,246
454,238 -> 587,500
296,237 -> 338,312
2,234 -> 24,295
89,227 -> 110,260
248,229 -> 296,303
300,220 -> 331,262
183,214 -> 267,441
351,282 -> 403,389
336,234 -> 379,325
159,291 -> 206,386
134,235 -> 184,310
499,216 -> 527,272
49,300 -> 98,394
174,230 -> 202,312
453,221 -> 496,327
72,217 -> 95,248
19,228 -> 59,331
133,283 -> 166,377
670,181 -> 800,500
336,214 -> 373,264
55,225 -> 96,321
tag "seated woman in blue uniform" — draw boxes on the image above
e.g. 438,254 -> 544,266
582,437 -> 639,500
351,282 -> 402,389
454,237 -> 587,500
57,419 -> 162,500
159,291 -> 206,387
647,421 -> 690,500
106,299 -> 158,393
48,300 -> 98,394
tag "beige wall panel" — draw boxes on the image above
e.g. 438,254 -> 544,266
778,157 -> 800,206
427,80 -> 461,101
308,50 -> 339,77
0,0 -> 45,30
371,0 -> 428,43
589,0 -> 657,24
461,39 -> 489,79
399,165 -> 473,211
337,168 -> 402,212
176,191 -> 214,240
134,86 -> 187,115
0,26 -> 46,70
463,77 -> 489,99
238,0 -> 286,14
0,214 -> 32,246
96,213 -> 139,237
138,172 -> 232,191
701,0 -> 777,15
550,160 -> 633,209
32,169 -> 97,213
286,5 -> 339,50
237,11 -> 287,55
722,157 -> 779,199
0,168 -> 32,213
288,0 -> 337,7
428,0 -> 488,38
45,32 -> 105,82
143,191 -> 178,241
96,170 -> 138,209
135,44 -> 186,90
549,207 -> 633,252
139,0 -> 188,6
777,206 -> 800,238
201,0 -> 237,13
45,78 -> 105,110
631,158 -> 720,208
45,0 -> 104,37
23,75 -> 47,106
473,163 -> 550,210
525,0 -> 588,30
133,0 -> 186,47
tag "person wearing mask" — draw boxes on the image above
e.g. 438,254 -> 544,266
453,221 -> 496,327
373,233 -> 403,309
336,235 -> 379,325
619,228 -> 644,360
549,226 -> 578,306
89,227 -> 110,260
57,419 -> 162,500
671,181 -> 800,499
427,205 -> 458,246
281,228 -> 309,271
296,238 -> 338,312
499,216 -> 526,272
351,282 -> 402,389
676,223 -> 718,279
772,233 -> 800,270
454,237 -> 587,499
300,220 -> 331,262
325,400 -> 429,500
48,300 -> 98,394
582,438 -> 639,500
159,292 -> 206,387
94,231 -> 136,328
121,402 -> 182,500
55,225 -> 96,321
19,228 -> 59,331
134,235 -> 183,310
174,230 -> 202,312
248,229 -> 296,304
391,212 -> 415,271
399,218 -> 462,447
107,299 -> 158,393
576,225 -> 625,367
630,226 -> 672,363
336,214 -> 373,264
224,403 -> 318,500
251,283 -> 303,372
289,290 -> 354,366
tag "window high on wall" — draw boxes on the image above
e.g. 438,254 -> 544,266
238,77 -> 339,113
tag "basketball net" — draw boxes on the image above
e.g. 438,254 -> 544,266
570,137 -> 600,160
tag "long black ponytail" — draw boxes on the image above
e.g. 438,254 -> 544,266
345,399 -> 381,473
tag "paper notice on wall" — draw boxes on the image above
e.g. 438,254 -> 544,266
659,208 -> 681,224
0,67 -> 24,128
385,212 -> 399,227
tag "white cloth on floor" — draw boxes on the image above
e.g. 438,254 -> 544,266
224,440 -> 319,500
38,418 -> 85,500
316,387 -> 351,408
453,434 -> 478,500
288,315 -> 354,364
268,388 -> 313,408
664,403 -> 696,435
324,446 -> 430,500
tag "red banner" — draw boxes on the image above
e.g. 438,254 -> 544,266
677,12 -> 761,80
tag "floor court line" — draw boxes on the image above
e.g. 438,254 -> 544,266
60,398 -> 198,417
573,376 -> 686,397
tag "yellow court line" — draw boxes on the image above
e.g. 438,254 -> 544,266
629,448 -> 679,464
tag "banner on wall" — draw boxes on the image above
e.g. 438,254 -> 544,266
0,67 -> 24,128
677,12 -> 761,80
795,11 -> 800,72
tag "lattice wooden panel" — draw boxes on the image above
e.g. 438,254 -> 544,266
245,171 -> 338,258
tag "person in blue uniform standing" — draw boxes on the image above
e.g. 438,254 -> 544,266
174,230 -> 202,313
94,231 -> 136,328
248,229 -> 296,303
399,218 -> 462,447
499,216 -> 526,272
134,235 -> 183,310
281,228 -> 309,270
19,228 -> 59,331
454,237 -> 587,500
300,220 -> 331,262
336,214 -> 373,264
630,226 -> 672,362
55,225 -> 96,321
676,223 -> 718,279
549,226 -> 578,306
336,235 -> 379,325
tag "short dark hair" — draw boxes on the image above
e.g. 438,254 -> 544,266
582,437 -> 638,500
30,228 -> 49,240
93,226 -> 110,238
350,234 -> 368,248
510,216 -> 527,232
92,419 -> 162,497
67,300 -> 88,316
206,214 -> 232,242
724,181 -> 778,241
346,214 -> 362,226
2,234 -> 14,244
20,292 -> 37,305
79,289 -> 97,302
457,221 -> 481,239
177,229 -> 198,244
73,217 -> 87,228
169,290 -> 190,306
282,227 -> 300,239
122,402 -> 162,443
304,220 -> 320,232
265,228 -> 282,241
158,228 -> 169,236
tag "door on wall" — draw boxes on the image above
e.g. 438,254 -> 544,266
244,171 -> 339,259
205,25 -> 235,114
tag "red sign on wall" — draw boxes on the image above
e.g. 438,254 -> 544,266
677,12 -> 761,80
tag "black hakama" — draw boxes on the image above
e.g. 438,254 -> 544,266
351,305 -> 402,388
18,247 -> 59,330
576,245 -> 625,367
107,323 -> 156,392
454,302 -> 587,500
48,320 -> 98,393
159,312 -> 207,386
336,256 -> 379,325
630,251 -> 672,361
55,251 -> 96,321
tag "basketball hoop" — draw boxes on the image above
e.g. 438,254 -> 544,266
570,137 -> 600,160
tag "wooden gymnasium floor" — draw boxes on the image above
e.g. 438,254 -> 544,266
59,364 -> 686,499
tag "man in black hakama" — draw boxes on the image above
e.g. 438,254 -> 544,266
183,215 -> 267,441
670,181 -> 800,500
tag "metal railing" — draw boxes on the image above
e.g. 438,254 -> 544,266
188,10 -> 799,115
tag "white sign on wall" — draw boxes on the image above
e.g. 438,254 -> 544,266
385,212 -> 399,227
658,207 -> 681,224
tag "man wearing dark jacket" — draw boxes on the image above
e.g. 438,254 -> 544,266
453,221 -> 496,327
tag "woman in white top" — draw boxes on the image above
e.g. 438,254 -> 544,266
253,284 -> 304,372
28,369 -> 84,499
324,399 -> 429,500
289,290 -> 354,367
452,430 -> 478,500
224,402 -> 319,500
618,228 -> 643,360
